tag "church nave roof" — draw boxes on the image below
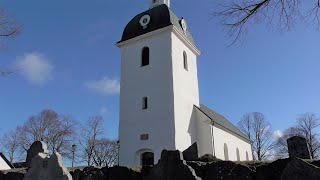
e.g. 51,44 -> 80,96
195,104 -> 251,143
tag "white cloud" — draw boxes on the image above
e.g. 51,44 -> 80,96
86,20 -> 113,45
16,53 -> 54,85
100,106 -> 109,115
274,130 -> 283,138
87,33 -> 107,44
264,149 -> 277,160
84,77 -> 120,95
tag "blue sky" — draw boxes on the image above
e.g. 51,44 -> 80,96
0,0 -> 320,140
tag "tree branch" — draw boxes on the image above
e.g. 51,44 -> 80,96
215,0 -> 319,45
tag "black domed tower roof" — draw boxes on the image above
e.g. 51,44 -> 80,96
118,4 -> 196,46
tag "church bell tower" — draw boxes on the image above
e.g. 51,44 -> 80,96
149,0 -> 170,8
117,0 -> 201,167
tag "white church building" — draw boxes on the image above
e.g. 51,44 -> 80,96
117,0 -> 252,167
0,152 -> 13,170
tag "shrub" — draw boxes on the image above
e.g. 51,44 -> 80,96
198,154 -> 221,162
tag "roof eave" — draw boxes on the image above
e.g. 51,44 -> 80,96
117,26 -> 201,56
116,25 -> 173,48
194,105 -> 251,143
172,26 -> 201,56
0,152 -> 14,169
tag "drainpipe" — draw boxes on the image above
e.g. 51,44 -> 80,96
210,122 -> 216,157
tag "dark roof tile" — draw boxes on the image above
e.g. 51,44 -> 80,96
119,4 -> 195,45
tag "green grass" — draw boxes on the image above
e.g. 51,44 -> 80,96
131,166 -> 142,172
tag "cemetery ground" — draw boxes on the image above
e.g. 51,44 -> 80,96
1,138 -> 320,180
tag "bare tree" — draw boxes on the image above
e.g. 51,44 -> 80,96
296,112 -> 320,159
0,128 -> 23,163
92,138 -> 118,167
18,109 -> 78,157
0,8 -> 21,77
238,112 -> 276,160
238,113 -> 255,160
239,113 -> 252,140
274,127 -> 302,159
252,112 -> 276,160
0,68 -> 13,77
274,113 -> 320,159
215,0 -> 320,45
0,9 -> 20,38
81,116 -> 104,166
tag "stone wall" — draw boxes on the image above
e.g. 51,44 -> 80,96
1,150 -> 320,180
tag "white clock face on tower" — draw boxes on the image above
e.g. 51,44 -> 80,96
140,15 -> 151,29
181,19 -> 188,32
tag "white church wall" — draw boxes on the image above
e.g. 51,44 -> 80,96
0,156 -> 11,170
194,108 -> 214,157
118,30 -> 176,167
171,32 -> 200,152
213,126 -> 253,161
194,107 -> 253,161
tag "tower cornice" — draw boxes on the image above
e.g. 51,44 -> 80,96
117,25 -> 201,56
172,25 -> 201,56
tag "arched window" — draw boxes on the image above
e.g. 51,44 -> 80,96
142,97 -> 148,109
141,152 -> 154,166
224,143 -> 229,161
236,148 -> 240,161
142,47 -> 150,66
246,151 -> 249,161
183,51 -> 188,71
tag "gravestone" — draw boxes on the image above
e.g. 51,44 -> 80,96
4,172 -> 24,180
287,136 -> 312,159
26,141 -> 49,168
281,157 -> 320,180
183,142 -> 198,161
108,166 -> 142,180
0,171 -> 4,180
23,152 -> 72,180
143,150 -> 201,180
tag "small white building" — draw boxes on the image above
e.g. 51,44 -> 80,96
117,0 -> 253,167
0,153 -> 13,170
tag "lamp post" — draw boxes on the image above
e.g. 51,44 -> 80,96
71,144 -> 77,167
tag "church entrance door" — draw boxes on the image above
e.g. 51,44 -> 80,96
141,152 -> 154,166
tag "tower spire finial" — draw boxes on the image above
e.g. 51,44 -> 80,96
149,0 -> 170,9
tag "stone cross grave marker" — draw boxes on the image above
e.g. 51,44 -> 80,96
23,152 -> 72,180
